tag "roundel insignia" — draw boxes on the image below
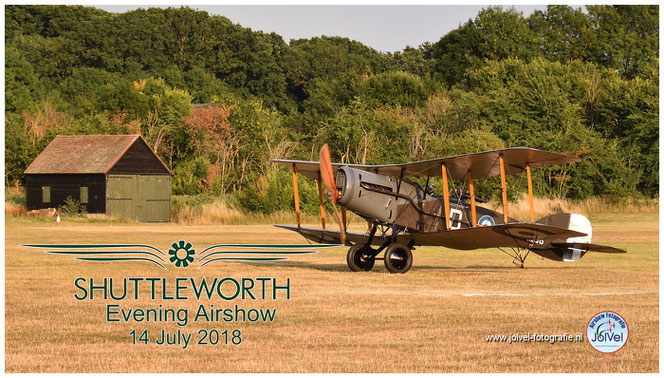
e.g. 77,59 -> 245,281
478,215 -> 495,227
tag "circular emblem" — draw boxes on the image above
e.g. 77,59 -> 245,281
586,311 -> 628,353
168,240 -> 196,268
478,215 -> 495,227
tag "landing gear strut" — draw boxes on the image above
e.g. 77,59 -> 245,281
498,247 -> 530,269
345,222 -> 414,274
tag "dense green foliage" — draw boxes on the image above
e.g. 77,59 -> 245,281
5,5 -> 658,213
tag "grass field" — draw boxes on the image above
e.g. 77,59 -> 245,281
5,212 -> 658,373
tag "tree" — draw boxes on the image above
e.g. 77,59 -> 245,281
529,5 -> 596,64
586,5 -> 659,78
366,71 -> 430,108
5,47 -> 44,113
451,58 -> 642,198
431,6 -> 540,86
391,45 -> 433,78
5,4 -> 658,201
181,105 -> 233,192
592,64 -> 659,195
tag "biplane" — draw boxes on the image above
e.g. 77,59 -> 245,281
271,146 -> 625,274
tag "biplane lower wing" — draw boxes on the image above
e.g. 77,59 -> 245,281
403,223 -> 586,250
274,223 -> 586,250
274,225 -> 392,246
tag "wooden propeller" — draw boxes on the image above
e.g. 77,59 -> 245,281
319,144 -> 346,245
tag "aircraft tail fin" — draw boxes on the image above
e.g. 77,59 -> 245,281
536,213 -> 592,244
531,213 -> 625,261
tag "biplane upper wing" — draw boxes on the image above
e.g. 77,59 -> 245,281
275,223 -> 586,250
271,147 -> 580,181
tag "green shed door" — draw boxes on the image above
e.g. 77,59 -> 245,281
137,175 -> 170,222
107,175 -> 170,222
107,175 -> 136,219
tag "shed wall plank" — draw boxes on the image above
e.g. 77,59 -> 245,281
108,139 -> 171,175
26,174 -> 106,213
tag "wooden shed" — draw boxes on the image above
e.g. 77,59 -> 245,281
24,135 -> 172,222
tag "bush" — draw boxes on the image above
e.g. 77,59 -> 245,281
5,182 -> 26,206
59,196 -> 87,216
233,168 -> 324,215
172,157 -> 210,195
171,194 -> 216,215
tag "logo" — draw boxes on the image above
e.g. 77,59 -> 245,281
169,240 -> 196,268
20,241 -> 340,270
478,215 -> 495,226
586,311 -> 628,353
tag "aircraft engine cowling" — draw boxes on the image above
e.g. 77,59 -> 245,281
530,213 -> 592,262
335,166 -> 399,223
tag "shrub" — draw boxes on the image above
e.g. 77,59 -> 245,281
233,168 -> 324,215
59,196 -> 87,216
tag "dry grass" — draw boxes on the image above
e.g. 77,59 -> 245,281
5,212 -> 658,373
172,198 -> 243,224
172,197 -> 337,225
5,183 -> 27,216
4,201 -> 26,216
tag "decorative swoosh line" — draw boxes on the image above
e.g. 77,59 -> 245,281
199,256 -> 290,268
21,244 -> 168,270
197,244 -> 340,255
45,250 -> 166,262
20,243 -> 342,269
196,245 -> 341,269
197,250 -> 321,269
21,244 -> 166,256
45,250 -> 167,269
75,257 -> 167,270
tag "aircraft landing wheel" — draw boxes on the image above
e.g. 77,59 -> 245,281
384,243 -> 413,274
346,243 -> 375,272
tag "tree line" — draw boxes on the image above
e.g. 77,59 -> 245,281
5,5 -> 658,213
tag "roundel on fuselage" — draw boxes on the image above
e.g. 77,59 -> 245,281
478,215 -> 495,227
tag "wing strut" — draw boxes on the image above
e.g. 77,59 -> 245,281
316,171 -> 326,229
442,163 -> 451,230
468,170 -> 477,227
499,154 -> 509,224
526,163 -> 535,222
292,164 -> 301,226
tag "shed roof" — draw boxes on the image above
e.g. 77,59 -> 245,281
24,135 -> 170,174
